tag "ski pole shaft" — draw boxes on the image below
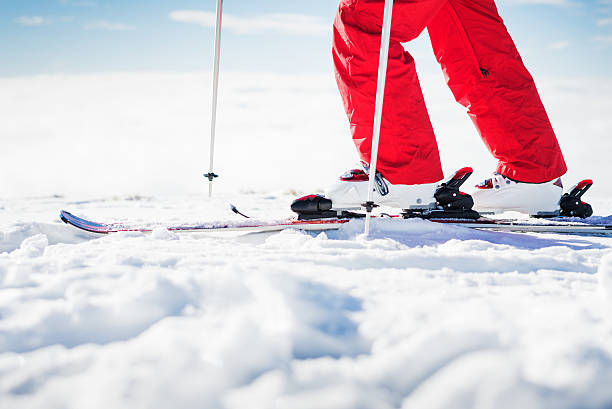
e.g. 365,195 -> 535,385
206,0 -> 223,198
364,0 -> 394,236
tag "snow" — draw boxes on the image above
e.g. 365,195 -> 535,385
2,72 -> 612,199
1,193 -> 612,409
1,71 -> 612,408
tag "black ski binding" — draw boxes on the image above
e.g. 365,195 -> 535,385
559,179 -> 593,218
402,167 -> 480,220
291,195 -> 365,220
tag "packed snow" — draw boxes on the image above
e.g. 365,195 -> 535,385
1,72 -> 612,408
2,193 -> 612,409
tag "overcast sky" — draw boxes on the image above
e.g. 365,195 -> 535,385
3,0 -> 612,78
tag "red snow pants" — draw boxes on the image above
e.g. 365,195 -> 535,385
333,0 -> 567,184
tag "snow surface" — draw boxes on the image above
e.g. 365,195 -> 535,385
2,71 -> 612,408
2,72 -> 611,199
1,193 -> 612,409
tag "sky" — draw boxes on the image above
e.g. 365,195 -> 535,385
2,0 -> 612,78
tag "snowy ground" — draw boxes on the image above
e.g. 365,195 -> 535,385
1,193 -> 612,409
2,72 -> 611,199
2,72 -> 612,408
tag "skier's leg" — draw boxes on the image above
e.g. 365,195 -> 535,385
333,0 -> 447,185
426,0 -> 567,183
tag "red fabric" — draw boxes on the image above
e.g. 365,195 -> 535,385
333,0 -> 567,184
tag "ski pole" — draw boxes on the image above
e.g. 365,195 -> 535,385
364,0 -> 394,236
204,0 -> 223,198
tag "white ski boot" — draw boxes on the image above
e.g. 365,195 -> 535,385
325,163 -> 438,210
471,173 -> 563,216
291,167 -> 481,220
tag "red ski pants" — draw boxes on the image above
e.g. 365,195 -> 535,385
333,0 -> 567,184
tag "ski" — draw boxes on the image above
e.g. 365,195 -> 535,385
59,210 -> 349,234
59,168 -> 610,237
59,210 -> 612,236
412,216 -> 612,235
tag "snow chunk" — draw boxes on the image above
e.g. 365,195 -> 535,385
1,222 -> 94,254
15,234 -> 48,258
150,227 -> 179,241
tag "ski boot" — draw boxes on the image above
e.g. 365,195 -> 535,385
291,167 -> 480,220
323,162 -> 438,210
471,173 -> 565,217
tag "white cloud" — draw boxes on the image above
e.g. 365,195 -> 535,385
84,21 -> 135,31
548,40 -> 570,50
169,10 -> 329,36
15,15 -> 73,26
593,35 -> 612,45
597,18 -> 612,26
15,16 -> 49,26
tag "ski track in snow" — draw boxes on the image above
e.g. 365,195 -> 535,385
1,193 -> 612,409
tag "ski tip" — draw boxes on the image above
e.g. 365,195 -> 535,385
59,210 -> 110,234
59,210 -> 70,224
